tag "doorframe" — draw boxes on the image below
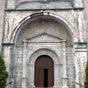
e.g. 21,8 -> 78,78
27,49 -> 60,87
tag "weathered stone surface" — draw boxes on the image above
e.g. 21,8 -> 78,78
0,0 -> 5,52
0,0 -> 88,88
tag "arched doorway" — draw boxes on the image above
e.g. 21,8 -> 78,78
10,13 -> 75,88
35,55 -> 54,87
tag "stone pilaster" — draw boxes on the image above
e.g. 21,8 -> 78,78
6,0 -> 15,9
2,43 -> 14,88
62,40 -> 68,88
74,42 -> 87,88
22,40 -> 27,88
74,0 -> 84,8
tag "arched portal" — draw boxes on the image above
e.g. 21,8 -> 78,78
35,55 -> 54,87
10,13 -> 75,88
10,12 -> 77,43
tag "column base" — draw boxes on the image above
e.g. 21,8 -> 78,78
22,78 -> 26,88
63,86 -> 68,88
63,77 -> 68,88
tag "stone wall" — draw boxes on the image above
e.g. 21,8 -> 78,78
84,0 -> 88,42
0,0 -> 5,53
4,10 -> 85,43
0,0 -> 87,88
6,0 -> 83,9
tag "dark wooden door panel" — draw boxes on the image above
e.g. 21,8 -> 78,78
35,55 -> 54,87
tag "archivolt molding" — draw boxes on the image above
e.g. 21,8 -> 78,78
28,48 -> 59,65
10,12 -> 78,44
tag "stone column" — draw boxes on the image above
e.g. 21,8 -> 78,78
74,45 -> 80,88
74,42 -> 87,88
62,40 -> 68,88
2,43 -> 14,88
22,40 -> 27,88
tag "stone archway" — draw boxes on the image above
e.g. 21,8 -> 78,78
10,12 -> 77,43
14,15 -> 74,88
8,13 -> 76,88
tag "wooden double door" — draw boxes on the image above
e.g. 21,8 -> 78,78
35,55 -> 54,87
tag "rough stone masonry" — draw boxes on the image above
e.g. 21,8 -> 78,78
0,0 -> 88,88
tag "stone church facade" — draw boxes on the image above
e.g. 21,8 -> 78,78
0,0 -> 88,88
